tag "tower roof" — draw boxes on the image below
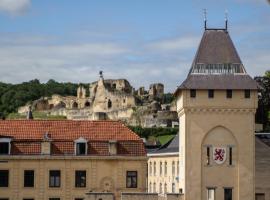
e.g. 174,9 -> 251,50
175,28 -> 259,92
192,29 -> 242,66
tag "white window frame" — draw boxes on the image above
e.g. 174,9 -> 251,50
0,137 -> 12,155
74,137 -> 88,155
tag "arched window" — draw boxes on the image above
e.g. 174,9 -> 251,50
164,183 -> 167,194
172,161 -> 175,176
160,161 -> 162,176
108,99 -> 112,109
172,183 -> 175,193
149,162 -> 152,176
159,183 -> 163,194
72,102 -> 78,109
153,182 -> 156,193
154,162 -> 156,176
177,161 -> 179,176
149,182 -> 152,193
85,101 -> 90,107
165,161 -> 167,176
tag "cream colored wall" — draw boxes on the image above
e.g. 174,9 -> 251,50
147,155 -> 179,194
177,89 -> 257,200
0,156 -> 147,200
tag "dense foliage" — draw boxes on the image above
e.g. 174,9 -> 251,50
255,71 -> 270,131
0,79 -> 79,118
129,126 -> 178,139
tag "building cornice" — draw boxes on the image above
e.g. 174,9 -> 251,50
0,155 -> 147,161
177,107 -> 256,117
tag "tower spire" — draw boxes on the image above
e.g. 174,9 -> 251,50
225,10 -> 228,30
203,9 -> 207,30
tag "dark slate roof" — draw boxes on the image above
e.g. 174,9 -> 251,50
192,29 -> 241,65
256,134 -> 270,147
149,134 -> 179,154
177,74 -> 259,90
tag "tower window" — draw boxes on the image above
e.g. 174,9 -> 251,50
207,146 -> 210,165
229,147 -> 233,166
245,90 -> 250,98
190,89 -> 196,98
108,99 -> 112,109
226,90 -> 232,98
208,90 -> 214,98
207,188 -> 215,200
224,188 -> 233,200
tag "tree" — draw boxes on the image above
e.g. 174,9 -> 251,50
255,71 -> 270,131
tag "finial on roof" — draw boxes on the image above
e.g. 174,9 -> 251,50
225,10 -> 228,30
27,106 -> 33,120
203,9 -> 207,30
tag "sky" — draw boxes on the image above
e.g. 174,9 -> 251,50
0,0 -> 269,92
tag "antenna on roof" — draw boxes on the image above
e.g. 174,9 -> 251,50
225,9 -> 228,30
203,9 -> 207,30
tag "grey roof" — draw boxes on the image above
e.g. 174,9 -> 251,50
192,29 -> 242,65
150,134 -> 179,154
175,29 -> 258,92
177,74 -> 259,90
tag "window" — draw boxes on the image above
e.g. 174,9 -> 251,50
177,161 -> 179,176
0,170 -> 9,187
227,90 -> 232,99
154,162 -> 156,176
149,162 -> 152,176
75,170 -> 86,187
49,198 -> 60,200
149,182 -> 152,193
160,162 -> 162,176
49,170 -> 61,187
23,199 -> 34,200
229,147 -> 233,166
76,143 -> 86,155
108,99 -> 112,109
256,193 -> 265,200
245,90 -> 250,98
207,146 -> 210,165
159,183 -> 162,194
153,182 -> 156,193
0,138 -> 11,155
224,188 -> 233,200
172,183 -> 175,193
172,161 -> 175,176
164,161 -> 167,176
207,188 -> 215,200
74,198 -> 84,200
0,199 -> 9,200
24,170 -> 34,187
190,89 -> 196,98
126,171 -> 137,188
208,90 -> 214,98
74,137 -> 87,155
164,183 -> 167,194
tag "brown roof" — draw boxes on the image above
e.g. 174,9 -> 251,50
0,120 -> 146,156
177,74 -> 259,90
192,29 -> 242,65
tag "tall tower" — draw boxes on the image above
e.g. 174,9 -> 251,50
175,25 -> 258,200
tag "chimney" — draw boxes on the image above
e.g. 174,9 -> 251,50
109,140 -> 117,155
41,132 -> 52,155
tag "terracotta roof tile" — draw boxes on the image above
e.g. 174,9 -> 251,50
0,120 -> 146,156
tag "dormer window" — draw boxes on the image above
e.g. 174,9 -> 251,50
0,137 -> 12,155
74,137 -> 88,155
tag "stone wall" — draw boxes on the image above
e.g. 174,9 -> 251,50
86,193 -> 115,200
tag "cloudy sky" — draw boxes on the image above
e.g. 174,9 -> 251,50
0,0 -> 269,92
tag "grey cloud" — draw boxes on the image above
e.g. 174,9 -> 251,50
0,0 -> 31,15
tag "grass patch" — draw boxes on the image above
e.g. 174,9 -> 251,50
157,134 -> 175,146
7,112 -> 66,120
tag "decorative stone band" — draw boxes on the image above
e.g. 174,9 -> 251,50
177,108 -> 257,116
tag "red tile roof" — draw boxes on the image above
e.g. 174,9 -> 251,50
0,120 -> 146,156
